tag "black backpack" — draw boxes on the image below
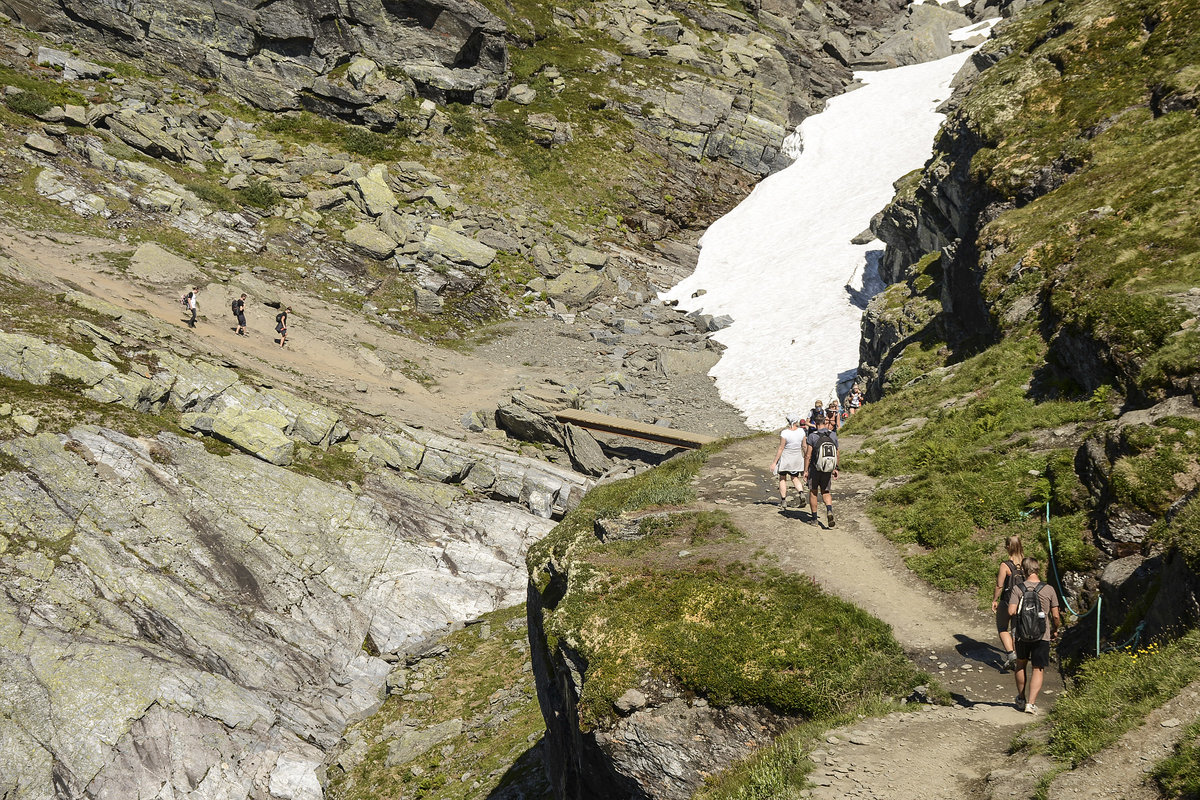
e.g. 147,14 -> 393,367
1002,559 -> 1025,595
1014,582 -> 1047,642
181,291 -> 192,308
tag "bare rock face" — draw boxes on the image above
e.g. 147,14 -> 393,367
0,426 -> 555,799
0,0 -> 508,111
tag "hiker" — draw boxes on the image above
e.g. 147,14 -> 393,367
1007,556 -> 1061,714
803,413 -> 839,527
847,384 -> 865,416
232,293 -> 247,336
275,306 -> 290,347
991,535 -> 1025,670
808,399 -> 825,427
770,413 -> 808,511
182,287 -> 198,328
827,400 -> 842,431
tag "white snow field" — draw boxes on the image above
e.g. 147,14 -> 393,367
662,51 -> 973,431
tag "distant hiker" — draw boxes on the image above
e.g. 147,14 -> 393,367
770,413 -> 808,511
991,535 -> 1025,670
1006,557 -> 1061,714
232,293 -> 247,336
809,399 -> 825,427
275,306 -> 290,347
803,413 -> 839,527
847,384 -> 865,416
828,400 -> 843,430
183,287 -> 198,328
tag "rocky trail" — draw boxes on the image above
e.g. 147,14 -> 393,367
695,436 -> 1055,799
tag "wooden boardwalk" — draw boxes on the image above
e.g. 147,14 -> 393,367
554,408 -> 720,450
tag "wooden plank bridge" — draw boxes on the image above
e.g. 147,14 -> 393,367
554,408 -> 720,450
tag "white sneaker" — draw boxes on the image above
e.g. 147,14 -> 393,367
1024,703 -> 1039,715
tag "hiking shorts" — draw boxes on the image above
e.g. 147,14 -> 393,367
995,604 -> 1012,633
236,312 -> 246,327
1015,639 -> 1051,669
808,470 -> 832,494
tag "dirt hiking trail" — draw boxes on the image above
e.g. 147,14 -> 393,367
696,436 -> 1056,800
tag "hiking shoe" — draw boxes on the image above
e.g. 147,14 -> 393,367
827,510 -> 835,528
806,514 -> 819,526
1014,696 -> 1026,711
1024,703 -> 1039,715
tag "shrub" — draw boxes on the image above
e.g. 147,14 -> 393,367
237,179 -> 279,209
6,90 -> 52,117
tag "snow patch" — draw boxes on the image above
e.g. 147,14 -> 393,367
662,52 -> 972,431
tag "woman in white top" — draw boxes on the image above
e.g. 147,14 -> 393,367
770,414 -> 808,510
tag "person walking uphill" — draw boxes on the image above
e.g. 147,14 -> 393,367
803,413 -> 839,528
991,535 -> 1025,670
770,414 -> 808,511
1007,557 -> 1061,714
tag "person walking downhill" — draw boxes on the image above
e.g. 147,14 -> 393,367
1007,557 -> 1061,714
275,306 -> 290,347
991,535 -> 1025,670
847,384 -> 865,416
809,399 -> 825,427
803,413 -> 840,527
770,413 -> 808,512
233,293 -> 247,336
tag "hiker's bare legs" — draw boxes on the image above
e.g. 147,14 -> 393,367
1025,666 -> 1044,706
998,629 -> 1015,657
778,477 -> 789,503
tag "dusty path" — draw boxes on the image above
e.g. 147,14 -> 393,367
694,436 -> 1063,800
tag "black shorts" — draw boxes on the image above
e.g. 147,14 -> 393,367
1015,639 -> 1051,668
808,470 -> 832,493
236,313 -> 246,327
779,470 -> 801,478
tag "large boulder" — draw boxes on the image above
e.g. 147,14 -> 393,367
495,393 -> 564,446
345,224 -> 398,260
420,226 -> 497,268
564,424 -> 610,476
209,407 -> 295,466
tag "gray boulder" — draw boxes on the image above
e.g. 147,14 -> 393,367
420,225 -> 497,268
345,224 -> 398,260
495,393 -> 564,446
564,424 -> 610,476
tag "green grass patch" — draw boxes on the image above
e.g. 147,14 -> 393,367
845,337 -> 1100,599
1040,631 -> 1200,766
1153,717 -> 1200,800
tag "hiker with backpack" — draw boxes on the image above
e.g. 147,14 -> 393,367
803,413 -> 839,528
991,535 -> 1025,670
232,293 -> 247,336
1006,556 -> 1061,714
808,399 -> 825,427
770,413 -> 808,511
275,306 -> 290,347
181,287 -> 199,328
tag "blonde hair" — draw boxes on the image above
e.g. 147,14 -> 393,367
1005,535 -> 1024,561
814,399 -> 823,407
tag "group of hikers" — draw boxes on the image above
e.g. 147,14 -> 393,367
768,385 -> 864,527
180,287 -> 292,347
768,387 -> 1061,714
